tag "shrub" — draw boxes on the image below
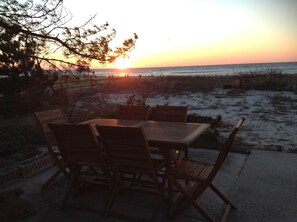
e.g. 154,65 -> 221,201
0,116 -> 42,165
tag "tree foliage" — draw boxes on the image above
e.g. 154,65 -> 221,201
0,0 -> 138,75
0,0 -> 137,116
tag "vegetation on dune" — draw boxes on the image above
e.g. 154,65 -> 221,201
102,70 -> 297,94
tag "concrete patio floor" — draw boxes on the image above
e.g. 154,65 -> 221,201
1,148 -> 296,222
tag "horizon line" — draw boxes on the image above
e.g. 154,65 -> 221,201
94,60 -> 297,70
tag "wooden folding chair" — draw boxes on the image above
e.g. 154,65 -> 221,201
151,105 -> 188,122
118,104 -> 150,120
96,125 -> 167,221
48,123 -> 112,213
168,117 -> 245,222
34,108 -> 70,187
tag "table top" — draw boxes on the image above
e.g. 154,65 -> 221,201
85,118 -> 210,149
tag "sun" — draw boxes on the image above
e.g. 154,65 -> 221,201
114,57 -> 132,69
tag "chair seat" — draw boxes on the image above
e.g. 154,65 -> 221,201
114,158 -> 165,177
171,159 -> 213,182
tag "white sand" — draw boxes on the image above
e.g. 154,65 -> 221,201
93,89 -> 296,152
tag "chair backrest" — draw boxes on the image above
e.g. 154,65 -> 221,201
209,117 -> 245,180
96,125 -> 156,177
117,105 -> 150,120
48,123 -> 103,166
152,105 -> 188,122
34,108 -> 68,148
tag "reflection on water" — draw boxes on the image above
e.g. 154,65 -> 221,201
94,62 -> 297,77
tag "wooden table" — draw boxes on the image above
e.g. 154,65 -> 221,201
85,118 -> 210,148
84,118 -> 210,204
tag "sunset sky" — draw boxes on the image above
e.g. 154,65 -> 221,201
64,0 -> 297,69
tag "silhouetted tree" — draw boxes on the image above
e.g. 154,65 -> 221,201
0,0 -> 137,75
0,0 -> 137,115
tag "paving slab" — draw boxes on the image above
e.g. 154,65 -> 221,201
228,149 -> 297,222
1,149 -> 296,222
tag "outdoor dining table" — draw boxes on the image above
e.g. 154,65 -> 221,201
84,118 -> 210,205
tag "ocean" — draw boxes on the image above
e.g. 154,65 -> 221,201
93,62 -> 297,77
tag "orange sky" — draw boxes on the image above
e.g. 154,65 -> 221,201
64,0 -> 297,69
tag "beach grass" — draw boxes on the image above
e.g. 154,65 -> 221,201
99,72 -> 297,94
47,69 -> 297,95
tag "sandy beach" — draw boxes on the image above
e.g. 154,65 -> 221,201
75,75 -> 297,153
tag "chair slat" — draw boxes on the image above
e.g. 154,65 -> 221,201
49,124 -> 103,166
118,105 -> 150,120
152,105 -> 188,122
96,124 -> 167,220
34,108 -> 69,187
48,123 -> 111,213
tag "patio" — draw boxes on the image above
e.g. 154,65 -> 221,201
1,148 -> 296,222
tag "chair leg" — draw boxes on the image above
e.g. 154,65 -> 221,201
221,204 -> 232,222
168,178 -> 192,218
150,189 -> 163,222
152,176 -> 168,204
61,177 -> 76,209
209,183 -> 237,209
168,176 -> 214,222
103,175 -> 121,218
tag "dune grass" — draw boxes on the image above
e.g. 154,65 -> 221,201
100,72 -> 297,94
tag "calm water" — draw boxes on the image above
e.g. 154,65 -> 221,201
93,62 -> 297,77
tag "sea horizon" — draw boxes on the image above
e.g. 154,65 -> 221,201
93,61 -> 297,77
